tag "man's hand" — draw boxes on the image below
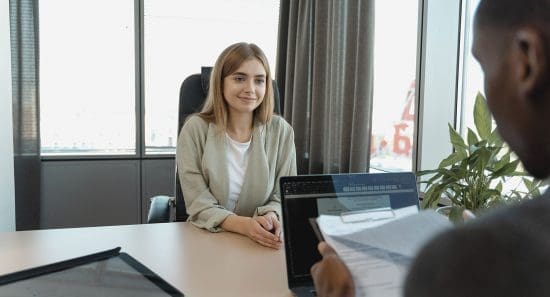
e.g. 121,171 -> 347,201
463,209 -> 476,221
311,242 -> 355,297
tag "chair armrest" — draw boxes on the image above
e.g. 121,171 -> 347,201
147,195 -> 175,223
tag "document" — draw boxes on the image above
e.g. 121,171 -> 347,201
318,208 -> 451,297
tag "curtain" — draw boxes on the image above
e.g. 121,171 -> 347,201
276,0 -> 375,174
10,0 -> 41,230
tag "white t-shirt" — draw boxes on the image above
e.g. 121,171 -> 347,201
225,133 -> 251,212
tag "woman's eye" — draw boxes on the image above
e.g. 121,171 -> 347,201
255,79 -> 266,85
234,76 -> 245,82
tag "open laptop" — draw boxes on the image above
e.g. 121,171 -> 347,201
280,172 -> 420,297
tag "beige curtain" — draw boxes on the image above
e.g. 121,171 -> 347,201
277,0 -> 375,174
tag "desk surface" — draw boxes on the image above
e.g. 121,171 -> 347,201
0,222 -> 293,297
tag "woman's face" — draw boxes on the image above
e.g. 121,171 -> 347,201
223,58 -> 266,117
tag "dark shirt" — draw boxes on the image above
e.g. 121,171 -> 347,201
404,191 -> 550,297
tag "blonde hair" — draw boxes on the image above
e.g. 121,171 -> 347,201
199,42 -> 274,131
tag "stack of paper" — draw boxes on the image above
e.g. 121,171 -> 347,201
318,207 -> 451,297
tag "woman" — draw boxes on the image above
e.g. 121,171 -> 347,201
177,42 -> 297,249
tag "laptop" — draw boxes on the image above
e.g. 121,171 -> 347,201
280,172 -> 420,297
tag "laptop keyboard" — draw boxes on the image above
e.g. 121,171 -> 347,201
283,181 -> 335,195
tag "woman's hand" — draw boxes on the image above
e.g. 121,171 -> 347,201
246,216 -> 282,249
221,215 -> 282,249
255,212 -> 282,238
311,242 -> 355,297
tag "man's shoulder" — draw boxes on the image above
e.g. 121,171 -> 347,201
405,194 -> 550,296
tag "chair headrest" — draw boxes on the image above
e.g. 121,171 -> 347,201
200,67 -> 213,95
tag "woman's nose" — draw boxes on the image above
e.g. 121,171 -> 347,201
243,80 -> 255,93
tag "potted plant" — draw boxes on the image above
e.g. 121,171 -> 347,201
418,92 -> 546,223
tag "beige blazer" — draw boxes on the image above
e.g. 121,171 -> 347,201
177,115 -> 297,232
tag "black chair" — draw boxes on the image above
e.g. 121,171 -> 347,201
147,67 -> 281,223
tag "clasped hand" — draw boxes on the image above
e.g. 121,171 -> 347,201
244,212 -> 282,249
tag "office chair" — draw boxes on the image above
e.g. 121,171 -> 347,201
147,67 -> 281,223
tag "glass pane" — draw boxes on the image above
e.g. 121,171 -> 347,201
460,0 -> 483,132
39,0 -> 136,156
143,0 -> 280,154
370,0 -> 419,172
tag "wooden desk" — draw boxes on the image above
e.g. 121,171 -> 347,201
0,222 -> 293,297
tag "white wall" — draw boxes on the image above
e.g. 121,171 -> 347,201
0,1 -> 16,232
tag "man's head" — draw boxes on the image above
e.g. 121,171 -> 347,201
472,0 -> 550,179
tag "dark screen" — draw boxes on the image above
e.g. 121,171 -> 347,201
281,173 -> 419,286
284,197 -> 322,281
0,256 -> 177,297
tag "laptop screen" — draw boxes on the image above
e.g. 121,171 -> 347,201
280,172 -> 419,287
0,248 -> 184,297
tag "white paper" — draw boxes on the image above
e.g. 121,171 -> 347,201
319,205 -> 419,236
340,207 -> 395,223
319,208 -> 451,297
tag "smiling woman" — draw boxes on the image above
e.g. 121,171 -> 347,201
176,43 -> 297,249
222,59 -> 267,128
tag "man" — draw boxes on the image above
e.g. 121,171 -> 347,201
311,0 -> 550,296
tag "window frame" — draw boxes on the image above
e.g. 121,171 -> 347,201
414,0 -> 464,173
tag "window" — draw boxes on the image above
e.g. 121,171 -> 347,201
39,0 -> 280,157
458,0 -> 483,132
39,0 -> 136,156
143,0 -> 280,154
369,0 -> 420,172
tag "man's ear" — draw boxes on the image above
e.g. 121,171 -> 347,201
513,28 -> 547,101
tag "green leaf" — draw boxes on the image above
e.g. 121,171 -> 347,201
488,129 -> 503,146
492,159 -> 520,177
468,140 -> 487,155
467,128 -> 479,147
522,177 -> 541,197
426,172 -> 443,185
493,152 -> 511,171
470,146 -> 492,172
448,123 -> 468,152
508,171 -> 527,177
422,184 -> 444,209
438,151 -> 467,168
474,92 -> 492,140
523,177 -> 534,192
441,167 -> 465,181
495,181 -> 503,193
416,169 -> 439,176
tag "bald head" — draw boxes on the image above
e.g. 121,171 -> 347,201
475,0 -> 550,31
472,0 -> 550,179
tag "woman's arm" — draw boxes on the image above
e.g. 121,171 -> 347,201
177,116 -> 233,232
